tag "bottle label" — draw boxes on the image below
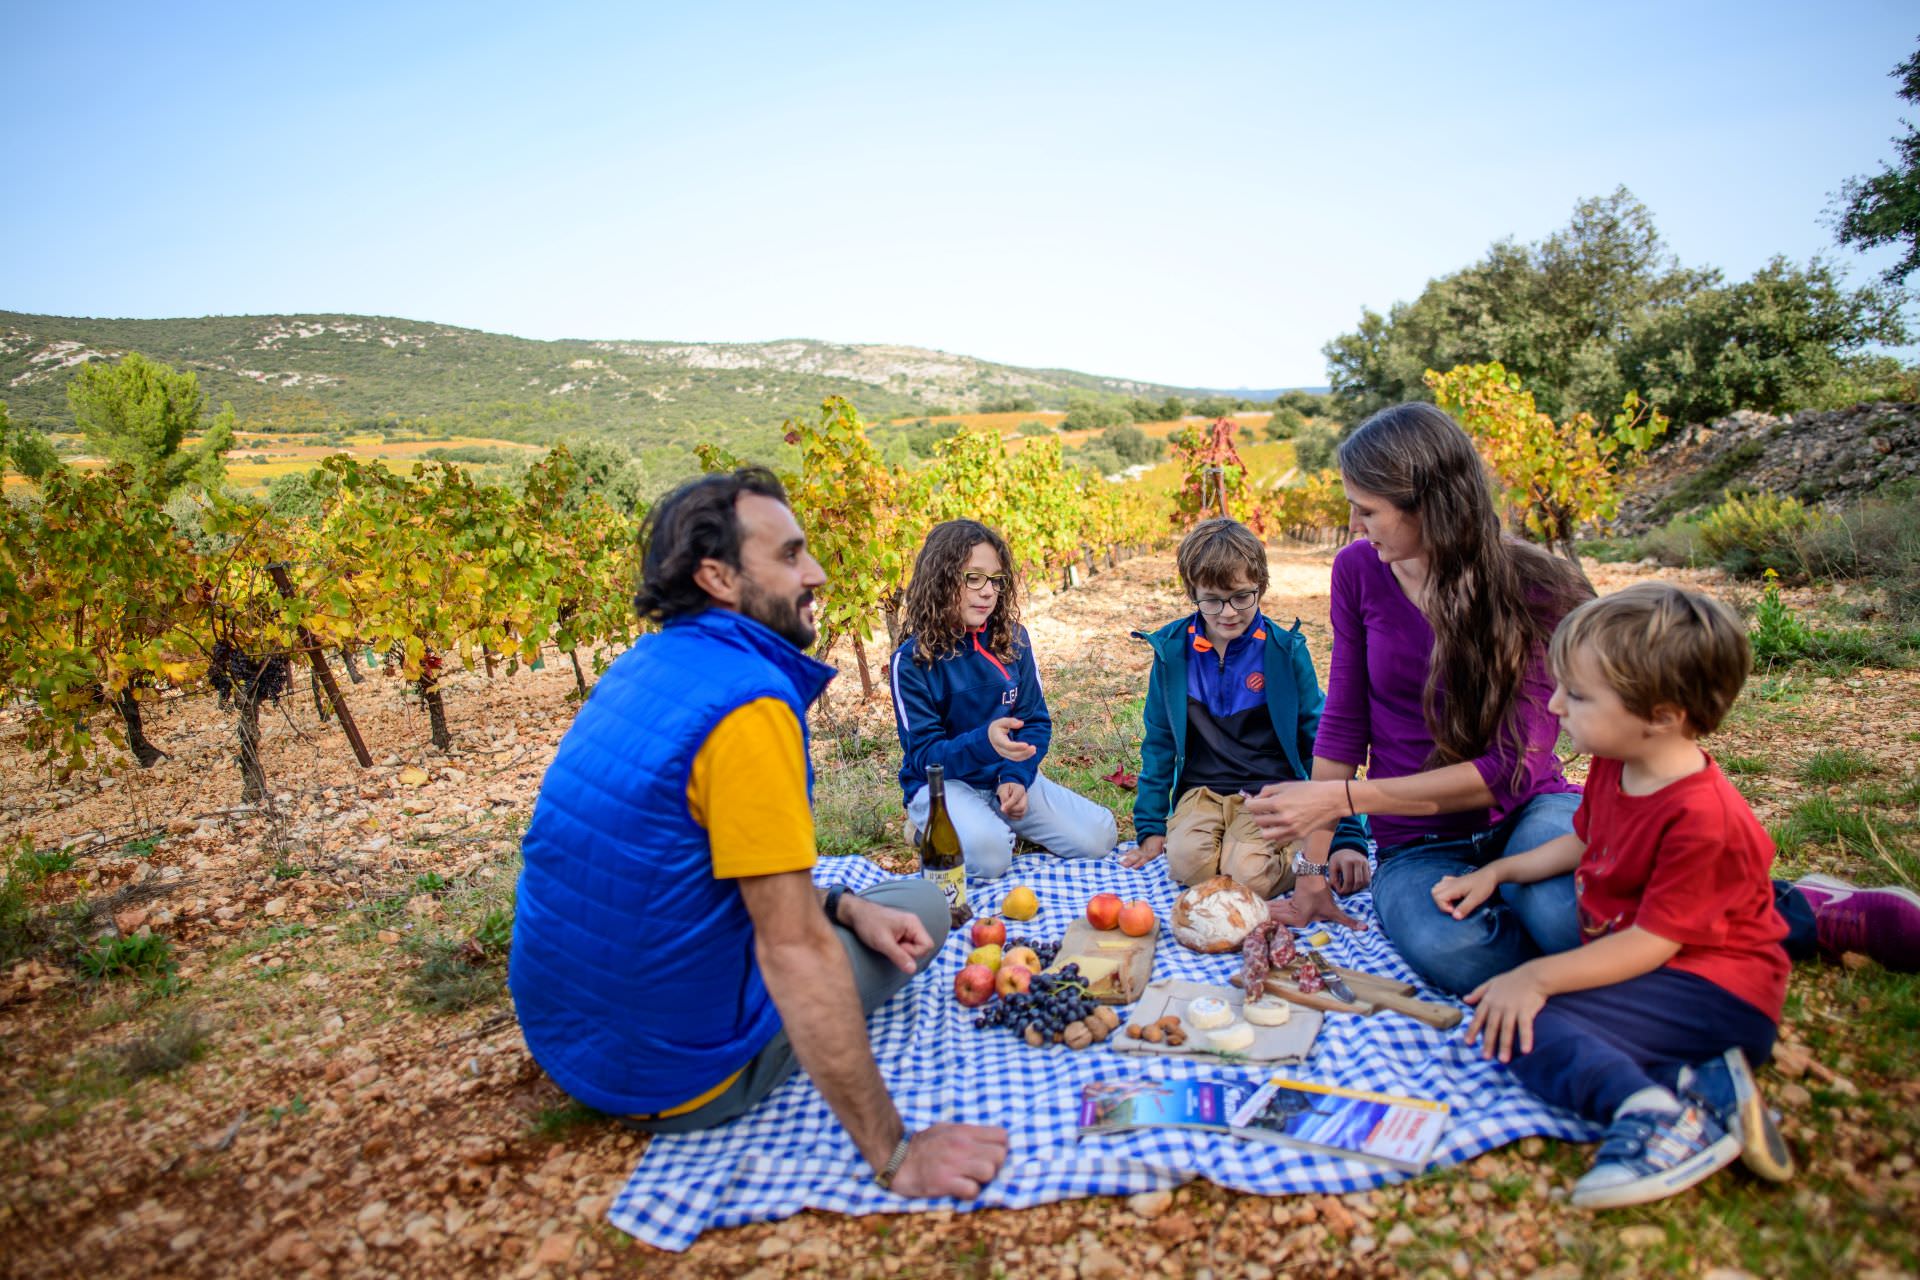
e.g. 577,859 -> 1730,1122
922,862 -> 968,911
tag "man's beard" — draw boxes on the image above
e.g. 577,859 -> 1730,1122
739,576 -> 817,650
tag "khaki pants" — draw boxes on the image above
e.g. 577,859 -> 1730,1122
1165,786 -> 1297,898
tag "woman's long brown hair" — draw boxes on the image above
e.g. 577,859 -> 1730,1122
1337,403 -> 1592,785
900,520 -> 1021,665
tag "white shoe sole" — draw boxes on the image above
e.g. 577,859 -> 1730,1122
1571,1130 -> 1743,1210
1796,874 -> 1920,909
1723,1049 -> 1794,1182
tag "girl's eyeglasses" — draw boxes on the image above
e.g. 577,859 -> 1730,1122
1195,589 -> 1259,615
963,571 -> 1009,593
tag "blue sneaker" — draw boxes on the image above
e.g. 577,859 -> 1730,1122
1571,1090 -> 1742,1210
1678,1049 -> 1794,1183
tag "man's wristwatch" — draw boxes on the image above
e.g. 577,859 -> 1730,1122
823,884 -> 848,926
874,1131 -> 913,1191
1291,851 -> 1332,878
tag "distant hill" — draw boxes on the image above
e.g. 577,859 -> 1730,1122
0,311 -> 1222,453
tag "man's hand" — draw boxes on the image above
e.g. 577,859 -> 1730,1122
1268,879 -> 1365,931
1432,866 -> 1501,921
841,894 -> 936,975
988,717 -> 1037,763
996,780 -> 1029,820
1121,834 -> 1166,869
887,1123 -> 1010,1199
1245,780 -> 1348,845
1328,848 -> 1371,895
1464,965 -> 1547,1063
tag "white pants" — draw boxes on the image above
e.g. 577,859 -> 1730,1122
906,772 -> 1118,881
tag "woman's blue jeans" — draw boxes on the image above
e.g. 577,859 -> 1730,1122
1368,792 -> 1583,996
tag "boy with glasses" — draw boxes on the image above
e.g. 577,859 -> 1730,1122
1122,519 -> 1371,896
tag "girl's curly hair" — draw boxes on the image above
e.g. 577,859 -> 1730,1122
900,520 -> 1021,666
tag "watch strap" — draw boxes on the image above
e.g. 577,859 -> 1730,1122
874,1131 -> 913,1190
1291,851 -> 1331,877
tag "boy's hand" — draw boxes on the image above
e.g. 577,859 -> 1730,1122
988,717 -> 1037,762
1328,849 -> 1371,895
1431,867 -> 1500,920
1268,879 -> 1365,931
1245,780 -> 1346,844
995,781 -> 1028,820
1121,834 -> 1165,868
1463,967 -> 1547,1063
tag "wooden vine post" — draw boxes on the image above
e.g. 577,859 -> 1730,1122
267,561 -> 373,768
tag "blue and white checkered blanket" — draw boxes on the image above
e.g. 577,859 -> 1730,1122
609,854 -> 1597,1251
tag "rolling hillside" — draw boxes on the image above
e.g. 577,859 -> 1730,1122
0,311 -> 1214,451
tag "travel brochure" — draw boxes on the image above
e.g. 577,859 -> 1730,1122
1078,1076 -> 1450,1173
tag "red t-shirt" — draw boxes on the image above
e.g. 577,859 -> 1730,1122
1572,754 -> 1788,1020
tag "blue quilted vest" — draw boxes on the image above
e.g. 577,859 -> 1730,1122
508,607 -> 837,1114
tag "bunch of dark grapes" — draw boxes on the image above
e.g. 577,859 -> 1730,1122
971,963 -> 1103,1040
1006,936 -> 1060,967
208,639 -> 291,702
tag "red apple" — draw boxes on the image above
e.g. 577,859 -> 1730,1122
995,964 -> 1033,997
953,963 -> 996,1007
970,916 -> 1007,949
1086,892 -> 1123,931
1118,899 -> 1156,938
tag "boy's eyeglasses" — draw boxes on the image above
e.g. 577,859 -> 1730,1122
963,571 -> 1009,593
1195,589 -> 1259,616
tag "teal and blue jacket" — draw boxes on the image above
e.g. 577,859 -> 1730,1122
1133,611 -> 1371,855
508,607 -> 836,1115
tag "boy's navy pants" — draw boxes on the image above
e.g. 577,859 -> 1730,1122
1502,968 -> 1778,1123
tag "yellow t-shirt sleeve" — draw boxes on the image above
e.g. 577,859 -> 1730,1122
687,697 -> 817,880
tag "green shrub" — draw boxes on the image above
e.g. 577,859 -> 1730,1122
1016,418 -> 1056,437
79,934 -> 176,980
1751,569 -> 1814,663
1293,424 -> 1339,473
1698,491 -> 1827,577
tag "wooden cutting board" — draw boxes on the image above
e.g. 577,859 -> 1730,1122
1258,964 -> 1462,1029
1046,919 -> 1157,1004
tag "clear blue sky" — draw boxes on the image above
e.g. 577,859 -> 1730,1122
2,2 -> 1914,388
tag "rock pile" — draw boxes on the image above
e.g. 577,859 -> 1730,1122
1616,402 -> 1920,533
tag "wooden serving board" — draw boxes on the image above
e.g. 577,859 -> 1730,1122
1046,920 -> 1157,1004
1259,965 -> 1462,1030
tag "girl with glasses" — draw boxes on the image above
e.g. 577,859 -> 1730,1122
888,520 -> 1117,879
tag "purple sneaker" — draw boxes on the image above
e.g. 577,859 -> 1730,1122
1794,874 -> 1920,973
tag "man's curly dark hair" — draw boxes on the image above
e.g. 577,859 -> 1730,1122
633,468 -> 789,623
901,519 -> 1021,665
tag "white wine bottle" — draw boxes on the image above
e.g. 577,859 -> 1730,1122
918,764 -> 969,924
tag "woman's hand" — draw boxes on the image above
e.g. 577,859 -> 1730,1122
1121,834 -> 1165,869
995,781 -> 1029,820
1268,879 -> 1365,931
1245,780 -> 1348,845
1431,866 -> 1501,920
1328,848 -> 1372,895
1464,965 -> 1547,1063
988,717 -> 1036,763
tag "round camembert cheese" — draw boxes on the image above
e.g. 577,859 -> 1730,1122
1206,1020 -> 1255,1053
1244,996 -> 1292,1026
1187,996 -> 1233,1030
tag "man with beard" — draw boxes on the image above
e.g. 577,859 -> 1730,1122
510,468 -> 1008,1199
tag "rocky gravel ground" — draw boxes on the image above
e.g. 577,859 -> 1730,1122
1,547 -> 1915,1279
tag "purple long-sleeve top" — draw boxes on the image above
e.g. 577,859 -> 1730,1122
1313,540 -> 1577,850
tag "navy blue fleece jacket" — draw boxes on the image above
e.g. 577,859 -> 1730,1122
889,626 -> 1048,804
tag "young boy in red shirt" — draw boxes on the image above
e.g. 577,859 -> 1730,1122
1432,583 -> 1792,1209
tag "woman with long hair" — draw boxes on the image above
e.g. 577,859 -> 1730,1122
1246,403 -> 1594,994
888,520 -> 1118,879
